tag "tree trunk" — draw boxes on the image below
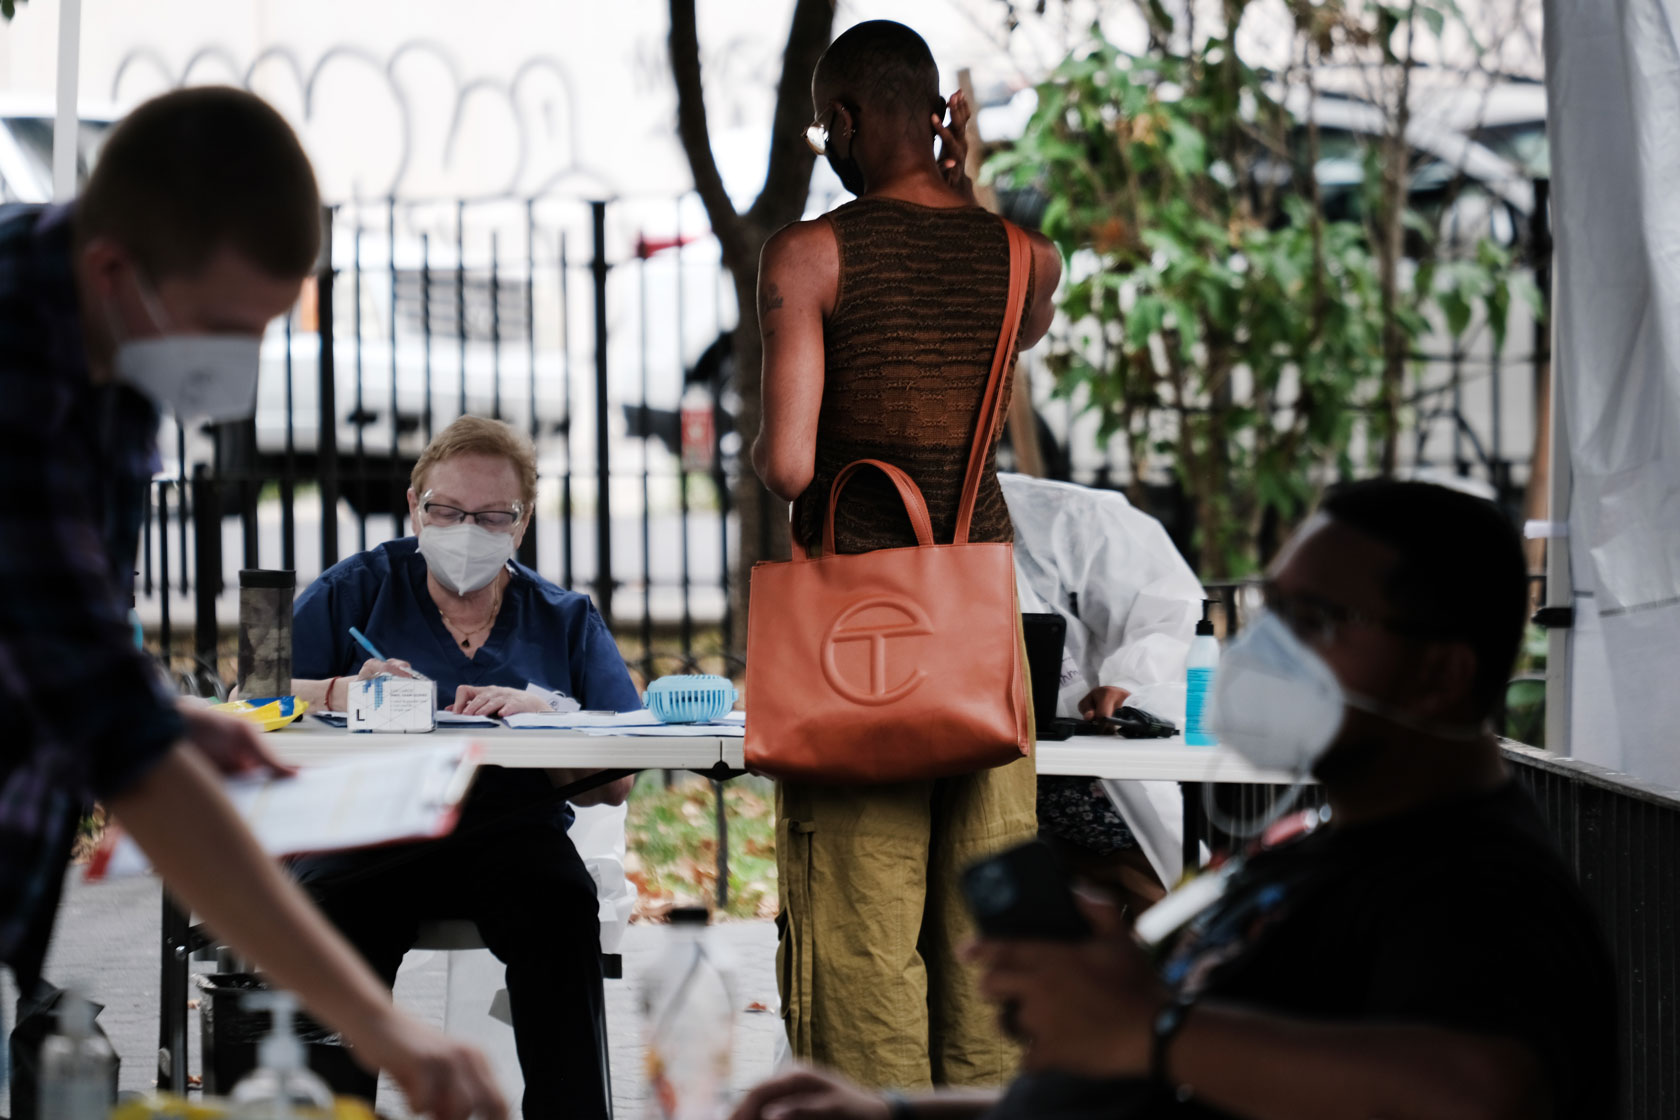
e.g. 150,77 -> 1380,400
668,0 -> 835,653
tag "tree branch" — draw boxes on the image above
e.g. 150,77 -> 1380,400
747,0 -> 836,232
669,0 -> 747,268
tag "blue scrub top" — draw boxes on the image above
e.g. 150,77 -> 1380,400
293,537 -> 640,830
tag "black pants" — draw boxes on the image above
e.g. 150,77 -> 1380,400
292,805 -> 607,1120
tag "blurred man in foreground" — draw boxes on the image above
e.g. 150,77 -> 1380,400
733,480 -> 1616,1120
0,87 -> 503,1119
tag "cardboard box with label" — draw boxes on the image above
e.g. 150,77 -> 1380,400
349,675 -> 438,732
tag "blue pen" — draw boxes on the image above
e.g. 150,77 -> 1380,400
348,626 -> 431,681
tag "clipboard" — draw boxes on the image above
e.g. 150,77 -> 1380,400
87,740 -> 485,881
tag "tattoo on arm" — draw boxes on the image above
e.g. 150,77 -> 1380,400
761,280 -> 785,341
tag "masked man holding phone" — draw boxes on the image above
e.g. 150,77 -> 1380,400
731,480 -> 1616,1120
0,87 -> 504,1120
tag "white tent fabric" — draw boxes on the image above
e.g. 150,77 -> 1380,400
1546,0 -> 1680,783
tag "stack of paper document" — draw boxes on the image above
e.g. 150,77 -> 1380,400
504,709 -> 665,730
312,710 -> 500,728
504,709 -> 745,737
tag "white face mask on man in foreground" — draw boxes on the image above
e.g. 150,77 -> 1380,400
1209,609 -> 1488,779
110,270 -> 262,422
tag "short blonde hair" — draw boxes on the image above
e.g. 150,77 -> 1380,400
411,416 -> 538,509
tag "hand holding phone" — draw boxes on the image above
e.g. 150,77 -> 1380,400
961,840 -> 1093,941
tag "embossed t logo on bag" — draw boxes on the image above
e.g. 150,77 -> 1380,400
820,597 -> 933,705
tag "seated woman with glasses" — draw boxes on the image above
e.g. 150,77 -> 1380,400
286,414 -> 637,1119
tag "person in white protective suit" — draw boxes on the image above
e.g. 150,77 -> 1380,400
1000,473 -> 1206,911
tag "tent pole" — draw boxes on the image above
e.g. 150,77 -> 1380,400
53,0 -> 83,202
1542,273 -> 1573,757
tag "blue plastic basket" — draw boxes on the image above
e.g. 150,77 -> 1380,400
645,674 -> 738,724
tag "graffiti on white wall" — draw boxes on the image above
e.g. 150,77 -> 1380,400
110,40 -> 600,201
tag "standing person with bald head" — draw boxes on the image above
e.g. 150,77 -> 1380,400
751,20 -> 1062,1090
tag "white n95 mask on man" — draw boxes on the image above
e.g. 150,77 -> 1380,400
418,523 -> 515,595
116,335 -> 263,422
109,270 -> 263,422
1207,610 -> 1346,776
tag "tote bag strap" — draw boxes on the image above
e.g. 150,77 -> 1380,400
790,459 -> 936,561
952,220 -> 1033,545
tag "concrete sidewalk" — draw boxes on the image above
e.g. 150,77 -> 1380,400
4,872 -> 782,1119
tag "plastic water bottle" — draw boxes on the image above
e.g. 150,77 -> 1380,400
39,990 -> 116,1120
229,990 -> 335,1118
1185,600 -> 1219,746
642,907 -> 735,1120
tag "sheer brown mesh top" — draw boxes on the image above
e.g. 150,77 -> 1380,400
791,197 -> 1030,555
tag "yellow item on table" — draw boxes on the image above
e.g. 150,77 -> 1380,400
109,1094 -> 377,1119
211,697 -> 310,733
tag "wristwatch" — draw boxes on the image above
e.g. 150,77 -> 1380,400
1149,996 -> 1196,1094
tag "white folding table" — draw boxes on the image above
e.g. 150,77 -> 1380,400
1036,735 -> 1297,784
265,720 -> 742,772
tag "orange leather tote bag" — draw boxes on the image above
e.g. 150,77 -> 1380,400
743,221 -> 1033,784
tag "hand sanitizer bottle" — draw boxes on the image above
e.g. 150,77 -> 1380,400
1184,600 -> 1219,746
39,990 -> 116,1120
230,990 -> 335,1118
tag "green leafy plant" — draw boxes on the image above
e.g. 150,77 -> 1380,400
988,2 -> 1530,575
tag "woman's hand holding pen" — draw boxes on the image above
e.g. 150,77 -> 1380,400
356,657 -> 422,681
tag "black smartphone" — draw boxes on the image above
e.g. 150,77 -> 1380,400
1104,706 -> 1178,739
961,840 -> 1092,940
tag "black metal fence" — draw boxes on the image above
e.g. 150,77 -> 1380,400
1508,745 -> 1680,1120
138,192 -> 744,684
135,179 -> 1549,685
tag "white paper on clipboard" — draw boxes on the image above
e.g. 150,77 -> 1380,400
87,740 -> 483,880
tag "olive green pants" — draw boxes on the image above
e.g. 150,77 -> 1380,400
775,756 -> 1038,1090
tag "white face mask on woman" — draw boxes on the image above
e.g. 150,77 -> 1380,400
417,523 -> 515,595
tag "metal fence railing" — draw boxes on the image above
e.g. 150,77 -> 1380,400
1505,745 -> 1680,1120
135,182 -> 1551,683
138,192 -> 744,683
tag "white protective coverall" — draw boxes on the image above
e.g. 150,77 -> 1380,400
1000,473 -> 1205,887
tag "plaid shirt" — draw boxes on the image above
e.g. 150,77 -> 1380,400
0,203 -> 184,984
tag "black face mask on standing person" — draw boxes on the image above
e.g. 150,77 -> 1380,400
825,149 -> 867,195
808,103 -> 867,196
